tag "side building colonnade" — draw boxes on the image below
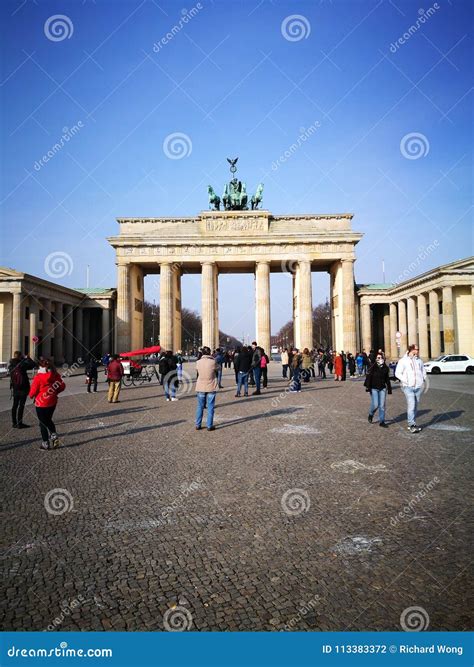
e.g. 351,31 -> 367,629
357,257 -> 474,359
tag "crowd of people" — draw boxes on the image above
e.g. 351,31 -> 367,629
7,340 -> 427,449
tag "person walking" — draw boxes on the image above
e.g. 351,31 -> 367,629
361,349 -> 369,375
364,352 -> 392,428
161,350 -> 179,401
334,352 -> 343,381
234,345 -> 252,397
29,359 -> 65,450
101,352 -> 110,380
356,352 -> 364,377
318,352 -> 327,379
195,346 -> 218,431
347,353 -> 356,378
85,357 -> 99,393
327,352 -> 334,375
107,354 -> 124,403
281,348 -> 289,379
341,350 -> 347,381
251,342 -> 263,395
260,348 -> 269,388
301,348 -> 312,382
233,348 -> 240,384
176,350 -> 184,382
395,344 -> 426,433
289,350 -> 302,392
8,351 -> 36,429
214,348 -> 225,388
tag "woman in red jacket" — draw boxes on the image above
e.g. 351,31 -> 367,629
29,359 -> 66,450
334,352 -> 343,381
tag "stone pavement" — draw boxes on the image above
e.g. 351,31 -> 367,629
1,366 -> 472,632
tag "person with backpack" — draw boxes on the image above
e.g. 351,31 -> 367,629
8,351 -> 36,429
107,355 -> 124,403
29,359 -> 66,450
161,350 -> 179,401
364,352 -> 392,428
85,357 -> 99,393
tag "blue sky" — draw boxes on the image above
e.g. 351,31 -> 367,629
1,0 -> 472,336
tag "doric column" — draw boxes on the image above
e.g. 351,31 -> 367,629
64,304 -> 74,363
53,303 -> 64,363
341,259 -> 356,353
292,269 -> 300,349
398,300 -> 407,353
442,285 -> 455,354
116,263 -> 131,353
101,307 -> 111,356
383,306 -> 391,357
214,265 -> 220,349
472,286 -> 474,357
172,266 -> 182,353
11,292 -> 23,356
429,290 -> 441,359
417,294 -> 429,359
41,299 -> 53,359
29,298 -> 38,360
298,260 -> 313,351
160,262 -> 174,351
389,303 -> 398,359
201,262 -> 216,349
361,301 -> 371,352
255,261 -> 271,354
75,307 -> 84,360
407,296 -> 417,346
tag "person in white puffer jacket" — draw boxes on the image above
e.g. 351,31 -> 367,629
395,344 -> 427,433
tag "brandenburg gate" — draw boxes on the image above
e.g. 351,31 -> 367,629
108,160 -> 362,354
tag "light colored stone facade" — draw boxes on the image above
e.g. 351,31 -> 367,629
357,257 -> 474,359
107,210 -> 363,353
0,268 -> 115,363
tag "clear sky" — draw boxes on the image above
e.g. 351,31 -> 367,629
1,0 -> 472,336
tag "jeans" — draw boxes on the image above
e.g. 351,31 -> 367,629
262,367 -> 268,388
164,376 -> 177,399
402,386 -> 423,426
253,366 -> 262,391
236,371 -> 249,395
177,364 -> 183,381
12,392 -> 27,425
282,364 -> 288,378
217,366 -> 223,387
290,368 -> 301,391
196,392 -> 216,429
36,406 -> 56,442
369,388 -> 386,423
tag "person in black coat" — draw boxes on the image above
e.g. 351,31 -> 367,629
8,352 -> 36,428
364,353 -> 392,428
85,357 -> 99,393
234,347 -> 252,397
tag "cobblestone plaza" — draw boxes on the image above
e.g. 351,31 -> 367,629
1,367 -> 472,632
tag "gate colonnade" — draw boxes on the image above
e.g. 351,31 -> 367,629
108,210 -> 363,354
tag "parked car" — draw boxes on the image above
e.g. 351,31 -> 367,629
424,354 -> 474,374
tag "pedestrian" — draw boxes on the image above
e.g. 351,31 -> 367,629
395,344 -> 426,433
281,347 -> 289,379
214,348 -> 225,388
250,341 -> 263,395
29,359 -> 65,450
327,352 -> 334,375
161,350 -> 179,401
301,348 -> 312,382
176,350 -> 183,382
356,352 -> 364,377
289,350 -> 302,392
347,353 -> 356,378
8,351 -> 36,429
361,349 -> 369,375
195,346 -> 218,431
288,347 -> 295,380
101,352 -> 110,380
334,352 -> 343,381
318,352 -> 327,379
233,348 -> 240,384
85,357 -> 99,393
234,345 -> 252,397
341,350 -> 347,381
310,350 -> 316,378
107,354 -> 124,403
260,348 -> 269,388
364,352 -> 392,428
